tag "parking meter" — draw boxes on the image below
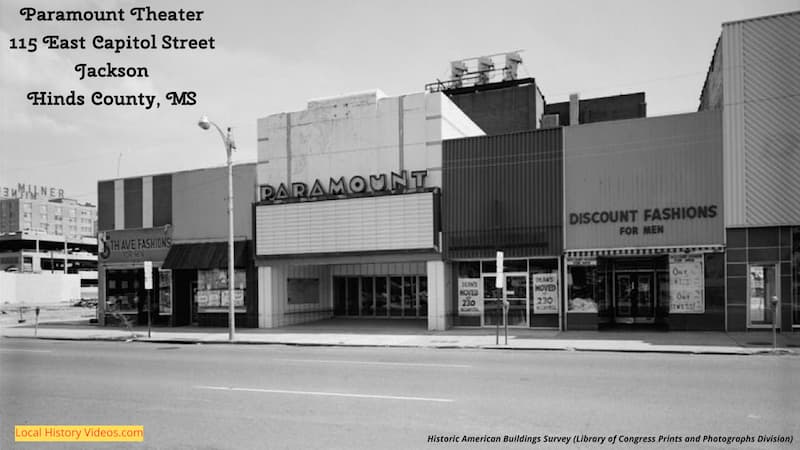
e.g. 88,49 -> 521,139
770,296 -> 779,350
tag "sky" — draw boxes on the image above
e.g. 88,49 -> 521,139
1,0 -> 798,204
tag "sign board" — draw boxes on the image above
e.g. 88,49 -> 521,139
495,251 -> 504,288
532,273 -> 559,314
143,261 -> 153,290
565,256 -> 597,266
99,227 -> 172,263
457,278 -> 482,316
669,254 -> 705,314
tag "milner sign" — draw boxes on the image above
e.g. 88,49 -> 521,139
259,169 -> 428,202
1,183 -> 65,200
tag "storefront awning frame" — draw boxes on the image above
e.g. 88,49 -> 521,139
564,245 -> 724,258
162,241 -> 251,270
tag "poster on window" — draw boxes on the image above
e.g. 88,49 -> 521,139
669,254 -> 705,314
158,269 -> 172,316
219,289 -> 246,310
532,273 -> 559,314
458,278 -> 482,316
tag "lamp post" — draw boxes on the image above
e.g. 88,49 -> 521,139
198,115 -> 237,341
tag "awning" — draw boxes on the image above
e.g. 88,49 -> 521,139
162,241 -> 251,270
565,245 -> 724,258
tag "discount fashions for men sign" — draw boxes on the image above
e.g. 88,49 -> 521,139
532,273 -> 559,314
669,254 -> 705,314
458,278 -> 482,316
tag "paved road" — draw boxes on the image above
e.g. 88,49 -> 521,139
1,339 -> 798,449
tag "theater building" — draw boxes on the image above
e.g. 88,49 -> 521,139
96,164 -> 258,327
563,111 -> 725,330
253,90 -> 483,330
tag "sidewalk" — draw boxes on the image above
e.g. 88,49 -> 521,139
2,319 -> 798,355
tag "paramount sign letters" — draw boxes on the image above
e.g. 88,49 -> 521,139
259,169 -> 428,202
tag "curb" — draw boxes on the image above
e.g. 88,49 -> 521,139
3,334 -> 793,356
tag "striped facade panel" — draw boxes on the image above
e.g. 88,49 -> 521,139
123,178 -> 143,229
114,180 -> 124,230
142,176 -> 153,228
152,174 -> 172,227
740,13 -> 800,225
442,128 -> 563,259
97,181 -> 115,231
722,21 -> 746,226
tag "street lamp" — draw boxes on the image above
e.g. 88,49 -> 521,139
198,115 -> 237,341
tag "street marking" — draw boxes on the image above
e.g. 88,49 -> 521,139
195,385 -> 454,403
0,348 -> 52,353
273,358 -> 471,369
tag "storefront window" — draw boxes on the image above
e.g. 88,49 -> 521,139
288,278 -> 319,305
455,258 -> 559,328
158,269 -> 172,316
333,276 -> 427,318
106,269 -> 141,314
196,269 -> 246,313
567,265 -> 599,312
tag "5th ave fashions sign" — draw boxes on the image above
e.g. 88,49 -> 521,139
98,227 -> 172,263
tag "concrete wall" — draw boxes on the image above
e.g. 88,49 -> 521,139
256,90 -> 483,192
0,272 -> 81,304
426,260 -> 453,331
545,93 -> 647,126
258,264 -> 333,328
98,165 -> 255,241
698,37 -> 723,111
445,81 -> 541,135
171,164 -> 256,242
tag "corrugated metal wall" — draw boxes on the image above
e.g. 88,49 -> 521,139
442,128 -> 563,259
723,12 -> 800,226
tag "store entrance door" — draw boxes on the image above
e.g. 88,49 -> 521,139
748,264 -> 779,328
482,273 -> 529,327
614,272 -> 655,324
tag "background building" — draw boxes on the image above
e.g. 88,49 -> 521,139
0,197 -> 97,238
699,11 -> 800,332
0,187 -> 98,304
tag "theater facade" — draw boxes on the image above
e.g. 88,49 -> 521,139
253,90 -> 483,330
